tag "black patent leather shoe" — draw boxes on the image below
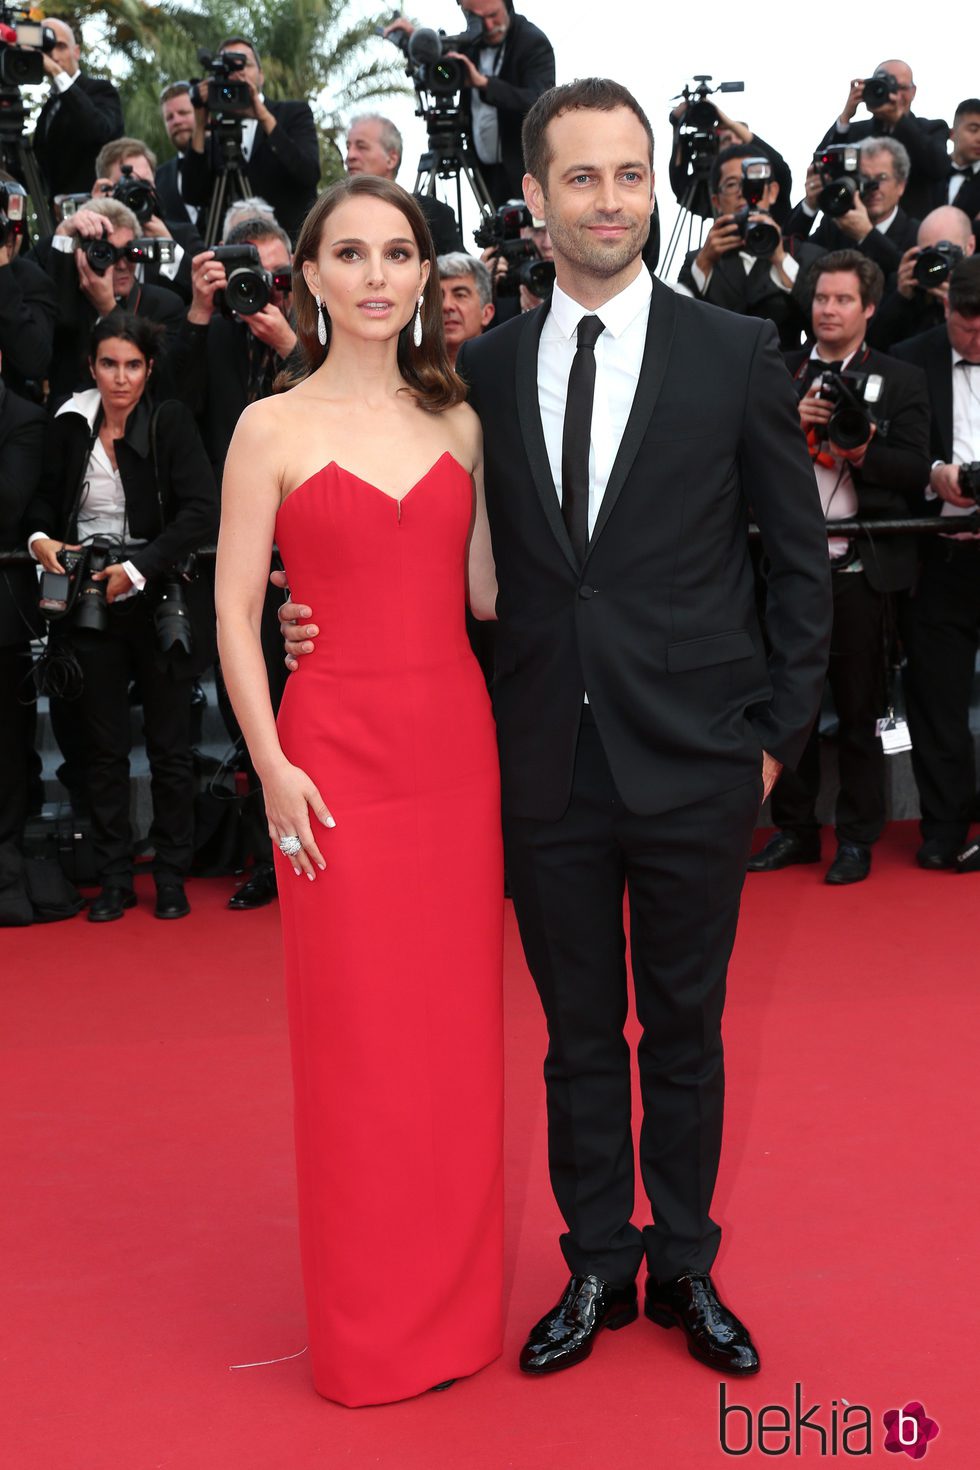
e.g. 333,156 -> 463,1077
154,882 -> 190,919
519,1274 -> 638,1375
825,841 -> 871,885
746,831 -> 820,872
88,886 -> 137,923
228,863 -> 277,910
645,1272 -> 760,1375
917,839 -> 959,871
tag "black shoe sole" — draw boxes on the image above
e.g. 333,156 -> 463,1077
747,852 -> 821,872
644,1303 -> 760,1375
87,893 -> 137,922
154,905 -> 190,920
519,1304 -> 638,1376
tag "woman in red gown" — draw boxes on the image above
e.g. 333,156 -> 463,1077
215,176 -> 504,1407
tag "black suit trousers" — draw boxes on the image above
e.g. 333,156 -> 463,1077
772,568 -> 887,845
69,603 -> 195,884
503,710 -> 761,1285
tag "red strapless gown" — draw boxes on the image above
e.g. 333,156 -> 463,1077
272,452 -> 504,1407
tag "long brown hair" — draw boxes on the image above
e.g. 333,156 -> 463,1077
274,175 -> 465,411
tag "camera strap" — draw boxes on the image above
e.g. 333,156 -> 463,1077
67,407 -> 104,541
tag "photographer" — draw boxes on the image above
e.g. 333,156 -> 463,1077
678,145 -> 824,351
749,250 -> 930,884
29,18 -> 124,208
181,36 -> 320,244
0,172 -> 57,401
892,258 -> 980,870
156,82 -> 200,228
816,60 -> 948,223
345,113 -> 462,253
934,98 -> 980,223
87,137 -> 205,302
788,137 -> 918,282
41,196 -> 185,406
668,96 -> 793,227
25,312 -> 218,922
870,206 -> 975,351
385,1 -> 555,206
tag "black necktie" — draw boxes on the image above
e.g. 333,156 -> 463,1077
956,358 -> 980,369
561,314 -> 605,562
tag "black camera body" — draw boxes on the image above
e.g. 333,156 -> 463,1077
0,11 -> 46,86
191,48 -> 251,117
862,70 -> 899,111
473,201 -> 556,300
383,14 -> 485,98
818,369 -> 885,451
731,158 -> 781,258
672,75 -> 746,172
813,145 -> 877,218
82,235 -> 176,276
0,178 -> 26,247
38,539 -> 113,631
913,240 -> 964,290
112,163 -> 161,225
209,243 -> 290,317
958,462 -> 980,505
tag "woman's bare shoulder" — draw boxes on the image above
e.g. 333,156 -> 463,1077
441,399 -> 483,469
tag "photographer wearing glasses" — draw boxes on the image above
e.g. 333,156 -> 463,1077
678,145 -> 825,351
41,196 -> 185,406
814,61 -> 948,223
749,251 -> 931,884
870,206 -> 975,351
25,312 -> 218,922
668,97 -> 793,228
788,137 -> 918,283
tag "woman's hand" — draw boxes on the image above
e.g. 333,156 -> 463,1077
261,760 -> 335,879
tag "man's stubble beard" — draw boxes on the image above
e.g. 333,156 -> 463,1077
544,211 -> 649,281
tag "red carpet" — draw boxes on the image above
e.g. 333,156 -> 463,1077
2,822 -> 973,1468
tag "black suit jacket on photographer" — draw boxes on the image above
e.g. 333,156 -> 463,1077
785,342 -> 931,591
786,203 -> 919,284
817,113 -> 949,222
181,100 -> 320,244
678,235 -> 825,351
868,286 -> 945,352
459,12 -> 555,202
30,74 -> 124,205
155,154 -> 197,229
0,255 -> 58,402
416,191 -> 462,254
891,324 -> 960,464
27,396 -> 219,673
0,382 -> 46,647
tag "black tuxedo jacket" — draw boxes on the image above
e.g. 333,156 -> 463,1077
459,13 -> 555,201
0,383 -> 46,647
27,398 -> 219,672
181,100 -> 320,243
785,343 -> 931,590
678,235 -> 825,351
786,205 -> 919,282
892,325 -> 959,462
816,112 -> 949,221
0,254 -> 57,401
31,74 -> 124,203
457,281 -> 832,819
155,155 -> 196,228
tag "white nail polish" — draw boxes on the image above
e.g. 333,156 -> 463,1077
326,816 -> 336,828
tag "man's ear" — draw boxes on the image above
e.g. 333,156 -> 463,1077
524,172 -> 545,225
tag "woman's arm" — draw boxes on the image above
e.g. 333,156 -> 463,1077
464,418 -> 497,621
215,402 -> 334,879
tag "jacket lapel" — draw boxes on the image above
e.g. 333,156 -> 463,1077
585,276 -> 677,560
931,334 -> 954,462
515,302 -> 580,574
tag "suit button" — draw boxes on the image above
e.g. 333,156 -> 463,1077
578,585 -> 595,599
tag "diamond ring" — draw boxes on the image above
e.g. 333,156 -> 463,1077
278,835 -> 302,858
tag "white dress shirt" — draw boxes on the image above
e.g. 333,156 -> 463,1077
690,248 -> 797,297
949,160 -> 980,206
808,345 -> 861,558
538,265 -> 652,537
930,348 -> 980,527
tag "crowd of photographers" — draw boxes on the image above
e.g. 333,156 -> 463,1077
1,9 -> 979,922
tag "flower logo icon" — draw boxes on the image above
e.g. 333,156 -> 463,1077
883,1401 -> 940,1458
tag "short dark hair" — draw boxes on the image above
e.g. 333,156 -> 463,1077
90,309 -> 166,365
949,257 -> 980,317
709,143 -> 763,199
522,78 -> 654,193
160,81 -> 191,105
808,249 -> 885,309
953,97 -> 980,125
219,36 -> 260,69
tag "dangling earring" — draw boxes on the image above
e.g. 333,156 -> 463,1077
314,292 -> 328,348
413,294 -> 424,348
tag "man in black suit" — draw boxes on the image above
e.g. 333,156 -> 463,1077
870,206 -> 975,351
181,36 -> 320,244
934,99 -> 980,235
787,136 -> 919,284
30,17 -> 123,208
668,97 -> 793,228
750,251 -> 931,884
892,258 -> 980,869
814,60 -> 948,223
283,78 -> 833,1377
386,0 -> 555,206
156,83 -> 200,229
0,174 -> 57,401
679,144 -> 824,351
344,113 -> 462,254
89,137 -> 205,304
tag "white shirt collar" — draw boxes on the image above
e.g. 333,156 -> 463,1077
875,205 -> 899,234
549,265 -> 652,343
952,346 -> 977,367
56,388 -> 102,426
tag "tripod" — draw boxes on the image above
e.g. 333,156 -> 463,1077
413,103 -> 495,234
657,151 -> 715,280
203,116 -> 252,245
0,87 -> 53,238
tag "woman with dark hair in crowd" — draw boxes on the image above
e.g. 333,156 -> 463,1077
216,174 -> 502,1406
27,310 -> 219,921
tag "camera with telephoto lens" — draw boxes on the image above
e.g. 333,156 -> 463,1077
0,178 -> 26,247
151,556 -> 196,658
208,243 -> 291,317
958,462 -> 980,505
190,47 -> 251,117
813,145 -> 880,218
111,164 -> 161,225
0,8 -> 49,87
818,369 -> 884,451
913,240 -> 965,290
472,201 -> 556,300
731,158 -> 781,258
37,538 -> 114,631
862,70 -> 899,110
82,235 -> 176,275
380,12 -> 485,98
